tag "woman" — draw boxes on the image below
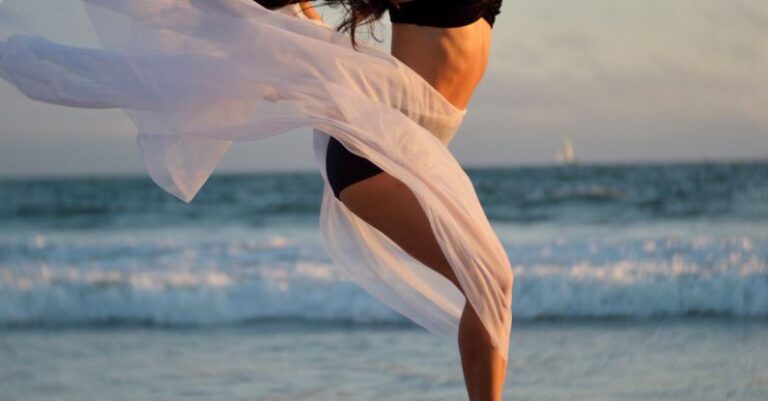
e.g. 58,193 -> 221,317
0,1 -> 512,400
293,1 -> 508,400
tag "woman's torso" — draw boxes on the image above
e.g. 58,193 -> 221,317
389,0 -> 499,110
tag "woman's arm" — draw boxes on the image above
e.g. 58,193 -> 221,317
298,1 -> 323,22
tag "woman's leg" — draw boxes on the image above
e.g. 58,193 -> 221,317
338,171 -> 509,401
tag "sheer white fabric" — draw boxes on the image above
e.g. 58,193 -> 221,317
0,0 -> 513,359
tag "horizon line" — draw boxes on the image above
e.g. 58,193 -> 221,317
1,156 -> 766,181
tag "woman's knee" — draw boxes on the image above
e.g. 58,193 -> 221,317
496,267 -> 514,298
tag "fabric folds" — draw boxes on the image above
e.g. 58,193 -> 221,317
0,0 -> 513,359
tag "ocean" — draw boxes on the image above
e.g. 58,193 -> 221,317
1,161 -> 766,400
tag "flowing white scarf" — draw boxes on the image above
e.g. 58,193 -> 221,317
0,0 -> 513,359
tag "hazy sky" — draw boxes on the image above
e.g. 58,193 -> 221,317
0,0 -> 766,177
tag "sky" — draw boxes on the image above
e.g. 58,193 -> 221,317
0,0 -> 766,177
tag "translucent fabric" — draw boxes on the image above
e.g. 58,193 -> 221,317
0,0 -> 513,359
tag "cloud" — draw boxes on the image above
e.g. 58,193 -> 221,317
697,0 -> 768,33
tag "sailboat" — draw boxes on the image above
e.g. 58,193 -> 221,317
555,135 -> 577,165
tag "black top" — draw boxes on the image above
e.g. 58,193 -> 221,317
388,0 -> 502,28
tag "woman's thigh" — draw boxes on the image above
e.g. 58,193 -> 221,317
338,172 -> 465,295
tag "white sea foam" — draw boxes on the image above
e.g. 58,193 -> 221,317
1,223 -> 766,325
1,254 -> 765,325
0,260 -> 401,326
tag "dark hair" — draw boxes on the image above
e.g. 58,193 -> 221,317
255,0 -> 399,50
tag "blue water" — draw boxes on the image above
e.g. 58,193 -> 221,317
1,161 -> 767,400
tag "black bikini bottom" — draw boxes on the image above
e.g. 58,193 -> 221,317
325,136 -> 385,200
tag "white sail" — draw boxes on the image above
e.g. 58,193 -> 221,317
556,136 -> 577,164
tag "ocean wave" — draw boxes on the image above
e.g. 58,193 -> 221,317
1,257 -> 765,327
1,212 -> 766,327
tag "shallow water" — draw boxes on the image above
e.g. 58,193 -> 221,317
1,319 -> 766,401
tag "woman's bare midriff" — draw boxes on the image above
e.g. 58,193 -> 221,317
390,18 -> 492,110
